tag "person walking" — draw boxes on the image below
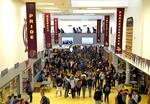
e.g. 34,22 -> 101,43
87,76 -> 93,97
94,87 -> 103,104
103,82 -> 111,103
81,76 -> 87,98
25,80 -> 33,103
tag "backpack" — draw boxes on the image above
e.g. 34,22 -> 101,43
42,96 -> 50,104
104,85 -> 110,94
137,94 -> 141,102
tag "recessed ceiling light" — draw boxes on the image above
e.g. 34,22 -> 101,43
84,14 -> 95,16
86,8 -> 102,10
36,3 -> 54,6
45,10 -> 61,13
38,7 -> 59,10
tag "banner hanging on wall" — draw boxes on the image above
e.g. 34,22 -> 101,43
97,19 -> 101,43
26,2 -> 37,58
44,13 -> 51,49
125,17 -> 133,59
104,16 -> 110,47
54,18 -> 59,44
115,8 -> 125,54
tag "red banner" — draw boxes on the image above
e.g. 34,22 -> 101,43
54,18 -> 59,44
26,2 -> 37,58
97,19 -> 101,43
115,8 -> 125,54
104,16 -> 110,47
44,13 -> 51,49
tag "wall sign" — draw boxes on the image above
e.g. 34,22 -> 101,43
26,2 -> 37,58
115,8 -> 125,54
104,16 -> 110,47
44,13 -> 51,49
125,17 -> 133,59
97,19 -> 101,43
54,18 -> 59,44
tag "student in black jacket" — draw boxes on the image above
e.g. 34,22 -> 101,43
94,87 -> 102,104
116,90 -> 124,104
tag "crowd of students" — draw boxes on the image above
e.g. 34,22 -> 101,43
6,45 -> 143,104
39,46 -> 112,103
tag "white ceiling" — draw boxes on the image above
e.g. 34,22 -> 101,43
20,0 -> 128,20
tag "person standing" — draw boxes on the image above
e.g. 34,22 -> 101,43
87,76 -> 93,97
70,76 -> 76,98
81,76 -> 87,98
99,71 -> 105,86
76,77 -> 82,97
55,75 -> 63,97
25,80 -> 33,103
64,76 -> 70,98
103,82 -> 111,103
94,87 -> 103,104
116,90 -> 124,104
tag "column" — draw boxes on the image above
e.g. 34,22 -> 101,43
125,61 -> 130,84
19,73 -> 23,94
112,54 -> 118,72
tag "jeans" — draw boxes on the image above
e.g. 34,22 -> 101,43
82,86 -> 86,98
28,92 -> 32,103
64,88 -> 69,98
76,88 -> 81,97
104,94 -> 109,103
88,86 -> 92,97
71,88 -> 75,98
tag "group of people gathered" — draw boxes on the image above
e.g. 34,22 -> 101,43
7,45 -> 144,104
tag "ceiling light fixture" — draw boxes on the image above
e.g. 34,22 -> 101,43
38,7 -> 59,10
36,3 -> 54,6
84,14 -> 95,16
86,8 -> 102,10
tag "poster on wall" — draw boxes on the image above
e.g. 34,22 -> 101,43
115,8 -> 125,54
82,37 -> 93,44
62,37 -> 73,44
104,16 -> 110,47
44,13 -> 51,49
54,18 -> 59,44
26,2 -> 37,58
97,19 -> 101,43
125,17 -> 133,59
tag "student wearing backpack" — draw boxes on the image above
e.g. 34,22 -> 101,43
94,87 -> 103,104
128,94 -> 137,104
40,89 -> 50,104
133,91 -> 141,104
103,82 -> 111,103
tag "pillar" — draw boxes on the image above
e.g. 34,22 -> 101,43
112,54 -> 118,72
19,73 -> 23,94
125,61 -> 130,84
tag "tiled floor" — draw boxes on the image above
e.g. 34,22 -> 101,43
32,86 -> 148,104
